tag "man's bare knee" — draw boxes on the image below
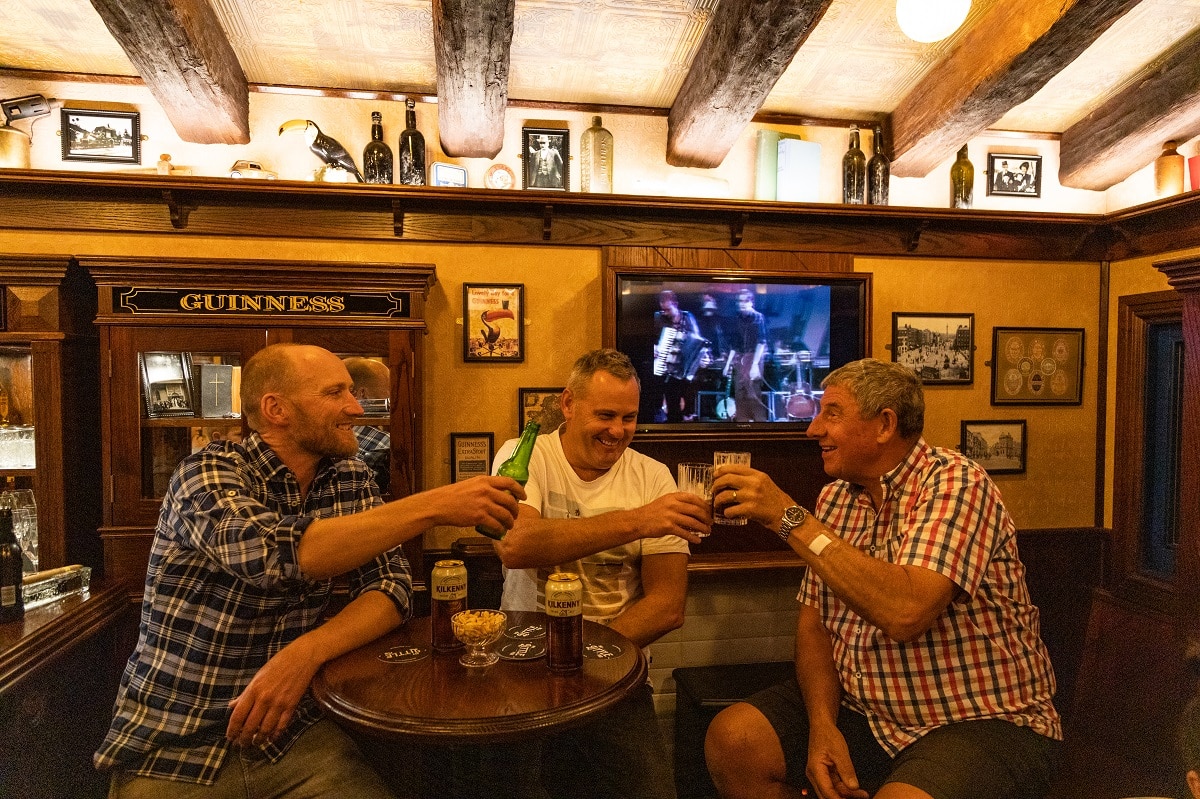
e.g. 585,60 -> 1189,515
705,702 -> 788,799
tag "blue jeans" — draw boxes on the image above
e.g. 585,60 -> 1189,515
107,719 -> 395,799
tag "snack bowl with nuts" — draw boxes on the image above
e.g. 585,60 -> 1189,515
451,610 -> 507,667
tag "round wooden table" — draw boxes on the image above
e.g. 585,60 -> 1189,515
313,610 -> 647,745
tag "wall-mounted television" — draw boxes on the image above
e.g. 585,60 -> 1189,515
605,268 -> 871,435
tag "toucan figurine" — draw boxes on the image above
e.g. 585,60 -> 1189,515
278,119 -> 363,182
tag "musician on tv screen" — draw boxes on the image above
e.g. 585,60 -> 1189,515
726,288 -> 769,422
649,289 -> 707,423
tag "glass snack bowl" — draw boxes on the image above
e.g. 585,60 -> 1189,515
451,609 -> 507,668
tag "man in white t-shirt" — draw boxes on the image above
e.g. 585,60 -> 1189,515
493,348 -> 711,799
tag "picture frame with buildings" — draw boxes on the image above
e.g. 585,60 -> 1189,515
960,419 -> 1027,475
61,108 -> 141,164
891,312 -> 974,385
518,387 -> 564,435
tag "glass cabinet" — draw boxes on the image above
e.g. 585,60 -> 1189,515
0,256 -> 101,574
83,257 -> 435,592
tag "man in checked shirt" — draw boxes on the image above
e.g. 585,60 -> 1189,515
95,343 -> 523,798
705,358 -> 1061,799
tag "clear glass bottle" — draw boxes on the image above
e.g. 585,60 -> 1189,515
362,111 -> 393,184
950,144 -> 974,209
398,100 -> 426,186
842,126 -> 866,205
867,125 -> 890,206
580,116 -> 613,193
1154,140 -> 1184,197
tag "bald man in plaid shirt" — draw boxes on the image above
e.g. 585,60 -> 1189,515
705,358 -> 1061,799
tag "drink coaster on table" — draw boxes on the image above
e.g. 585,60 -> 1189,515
379,645 -> 429,663
583,642 -> 623,659
505,622 -> 546,640
498,640 -> 547,660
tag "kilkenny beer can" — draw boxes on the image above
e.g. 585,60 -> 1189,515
545,571 -> 583,672
431,559 -> 468,652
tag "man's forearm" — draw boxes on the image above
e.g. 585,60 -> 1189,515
497,510 -> 642,568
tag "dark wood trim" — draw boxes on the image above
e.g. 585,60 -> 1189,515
0,579 -> 133,696
1094,260 -> 1110,529
10,170 -> 1200,261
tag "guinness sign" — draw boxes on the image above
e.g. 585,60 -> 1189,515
115,288 -> 411,318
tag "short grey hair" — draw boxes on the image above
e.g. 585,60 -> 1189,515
822,357 -> 924,439
566,348 -> 640,396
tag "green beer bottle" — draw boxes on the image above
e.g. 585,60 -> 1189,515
475,419 -> 540,540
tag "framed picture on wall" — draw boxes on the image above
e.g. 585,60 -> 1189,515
463,283 -> 524,362
960,419 -> 1027,475
521,125 -> 569,190
61,108 -> 141,164
891,312 -> 974,385
986,153 -> 1042,198
518,387 -> 565,435
990,327 -> 1084,405
450,432 -> 495,482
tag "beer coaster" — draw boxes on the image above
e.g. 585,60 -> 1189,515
504,622 -> 546,640
379,645 -> 430,664
583,642 -> 623,660
498,640 -> 546,660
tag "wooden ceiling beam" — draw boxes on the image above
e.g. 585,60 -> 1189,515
1060,28 -> 1200,190
87,0 -> 249,144
433,0 -> 515,158
666,0 -> 833,169
890,0 -> 1141,178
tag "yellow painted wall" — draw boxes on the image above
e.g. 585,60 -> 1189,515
856,257 -> 1102,529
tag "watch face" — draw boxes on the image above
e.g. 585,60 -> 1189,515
784,506 -> 805,524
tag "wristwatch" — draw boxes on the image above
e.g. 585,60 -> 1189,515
777,504 -> 808,542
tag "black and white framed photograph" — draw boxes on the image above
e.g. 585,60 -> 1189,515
61,108 -> 141,164
450,432 -> 495,482
986,153 -> 1042,198
140,351 -> 194,418
891,312 -> 974,385
991,327 -> 1084,405
464,283 -> 524,362
960,419 -> 1027,475
521,125 -> 569,190
518,387 -> 565,435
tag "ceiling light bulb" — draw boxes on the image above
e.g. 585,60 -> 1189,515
896,0 -> 971,43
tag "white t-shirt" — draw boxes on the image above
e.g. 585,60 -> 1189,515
494,429 -> 689,623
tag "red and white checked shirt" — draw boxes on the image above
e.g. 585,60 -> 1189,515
799,439 -> 1062,755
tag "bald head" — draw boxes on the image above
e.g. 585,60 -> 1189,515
241,344 -> 344,431
343,357 -> 390,400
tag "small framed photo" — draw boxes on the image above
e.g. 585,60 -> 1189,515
891,312 -> 974,385
991,327 -> 1084,405
140,351 -> 194,418
521,125 -> 569,190
986,153 -> 1042,198
961,419 -> 1027,475
518,387 -> 565,435
450,432 -> 495,482
61,108 -> 141,164
464,283 -> 524,362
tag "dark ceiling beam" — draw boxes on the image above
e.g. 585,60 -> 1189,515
87,0 -> 249,144
433,0 -> 515,158
1060,28 -> 1200,190
890,0 -> 1141,178
666,0 -> 833,169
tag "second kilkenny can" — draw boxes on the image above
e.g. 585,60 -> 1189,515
545,571 -> 583,672
431,559 -> 468,652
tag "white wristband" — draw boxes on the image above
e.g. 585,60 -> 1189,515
808,533 -> 833,557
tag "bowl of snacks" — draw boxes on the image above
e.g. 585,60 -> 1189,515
451,609 -> 507,668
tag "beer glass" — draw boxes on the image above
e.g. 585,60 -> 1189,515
676,462 -> 713,538
713,451 -> 751,525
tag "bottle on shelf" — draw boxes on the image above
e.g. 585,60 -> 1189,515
363,111 -> 394,184
474,419 -> 540,540
0,506 -> 23,623
0,381 -> 8,424
950,144 -> 974,209
867,125 -> 890,206
842,125 -> 867,205
398,99 -> 427,186
1154,140 -> 1185,197
580,116 -> 614,193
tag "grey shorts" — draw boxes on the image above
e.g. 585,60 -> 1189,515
745,678 -> 1061,799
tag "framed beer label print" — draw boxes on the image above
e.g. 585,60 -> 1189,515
464,283 -> 524,362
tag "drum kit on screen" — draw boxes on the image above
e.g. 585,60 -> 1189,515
695,346 -> 823,422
